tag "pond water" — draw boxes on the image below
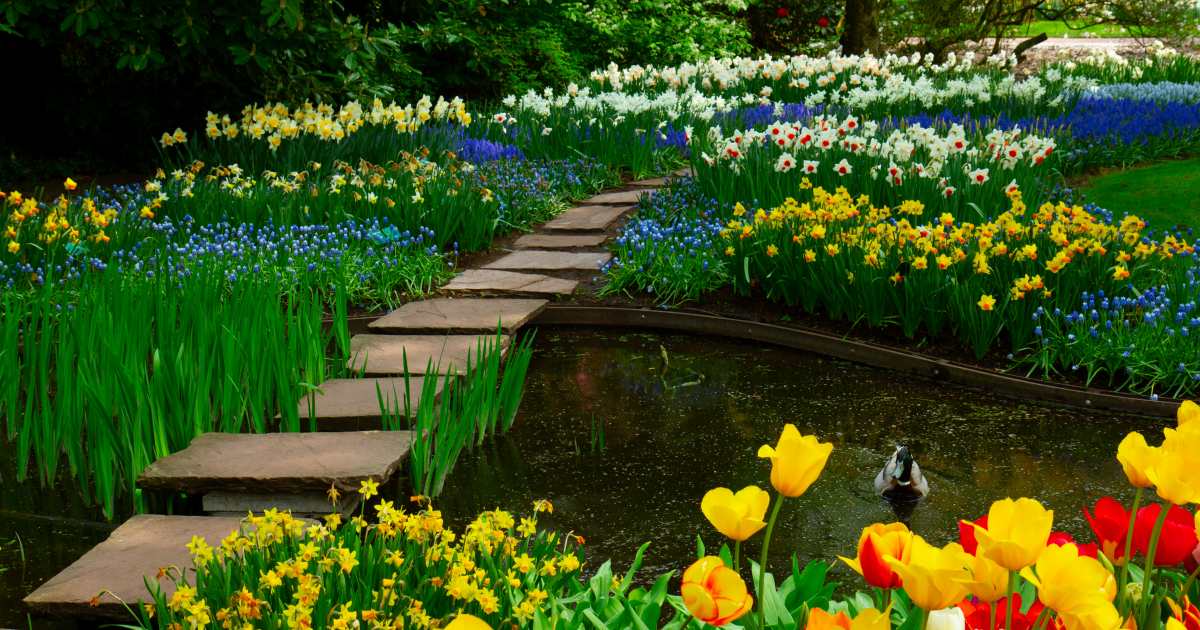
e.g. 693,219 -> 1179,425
0,325 -> 1168,629
437,325 -> 1167,591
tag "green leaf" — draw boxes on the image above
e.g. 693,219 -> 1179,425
719,543 -> 734,570
696,535 -> 705,560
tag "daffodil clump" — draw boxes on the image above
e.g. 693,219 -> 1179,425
1,179 -> 123,262
721,181 -> 1179,358
140,499 -> 582,630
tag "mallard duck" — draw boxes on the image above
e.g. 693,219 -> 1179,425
874,445 -> 929,501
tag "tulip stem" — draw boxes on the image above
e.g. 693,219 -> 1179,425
680,615 -> 694,630
735,540 -> 741,573
1004,569 -> 1018,630
990,599 -> 997,630
758,494 -> 785,630
919,607 -> 929,630
1138,501 -> 1172,626
1178,564 -> 1200,608
1118,487 -> 1143,618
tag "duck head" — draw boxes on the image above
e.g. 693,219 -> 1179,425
891,446 -> 915,486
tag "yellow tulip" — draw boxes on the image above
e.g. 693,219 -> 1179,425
955,552 -> 1009,603
888,537 -> 970,612
1117,432 -> 1162,488
848,606 -> 893,630
1020,543 -> 1119,630
973,498 -> 1053,571
1147,427 -> 1200,505
757,424 -> 833,498
445,615 -> 492,630
1179,400 -> 1200,428
701,487 -> 770,542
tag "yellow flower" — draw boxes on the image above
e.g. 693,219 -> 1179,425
972,497 -> 1053,571
757,424 -> 833,498
445,614 -> 492,630
1147,426 -> 1200,505
1020,543 -> 1119,630
1117,431 -> 1162,488
701,486 -> 770,541
7,240 -> 18,254
848,606 -> 893,630
977,294 -> 996,311
826,244 -> 840,256
955,552 -> 1009,603
887,537 -> 970,611
518,517 -> 537,537
1179,400 -> 1200,428
359,478 -> 380,498
725,246 -> 736,256
804,249 -> 816,262
767,244 -> 779,257
64,178 -> 77,191
514,553 -> 535,574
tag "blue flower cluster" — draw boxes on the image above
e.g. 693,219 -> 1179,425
1079,81 -> 1200,104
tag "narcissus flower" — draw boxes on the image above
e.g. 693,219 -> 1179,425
757,424 -> 833,498
681,556 -> 752,627
839,522 -> 915,589
888,537 -> 970,611
978,294 -> 996,311
64,178 -> 77,191
973,497 -> 1053,571
701,487 -> 770,542
1083,497 -> 1130,565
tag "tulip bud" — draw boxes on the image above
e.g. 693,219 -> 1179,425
926,607 -> 965,630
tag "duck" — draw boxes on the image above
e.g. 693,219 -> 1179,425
874,445 -> 930,502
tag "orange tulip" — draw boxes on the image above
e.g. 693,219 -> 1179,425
681,556 -> 753,627
838,522 -> 915,589
805,608 -> 852,630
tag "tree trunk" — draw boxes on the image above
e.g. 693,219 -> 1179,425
840,0 -> 881,56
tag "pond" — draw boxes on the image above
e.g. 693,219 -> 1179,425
436,325 -> 1166,590
0,325 -> 1167,629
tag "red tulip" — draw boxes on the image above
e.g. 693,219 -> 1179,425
1046,532 -> 1099,559
960,515 -> 987,555
1133,504 -> 1199,567
1083,497 -> 1132,566
959,594 -> 1044,630
1171,596 -> 1200,630
817,17 -> 829,27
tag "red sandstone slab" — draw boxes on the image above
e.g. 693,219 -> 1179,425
368,298 -> 547,335
347,334 -> 510,376
25,515 -> 284,621
295,377 -> 444,431
543,205 -> 633,231
137,431 -> 413,494
441,270 -> 577,297
514,234 -> 608,250
483,251 -> 610,272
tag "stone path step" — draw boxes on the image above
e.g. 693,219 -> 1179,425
347,334 -> 510,376
581,190 -> 648,205
543,205 -> 633,232
137,432 -> 413,516
26,515 -> 277,621
441,270 -> 577,298
294,377 -> 444,431
369,298 -> 547,335
628,177 -> 666,187
483,251 -> 610,272
514,234 -> 607,250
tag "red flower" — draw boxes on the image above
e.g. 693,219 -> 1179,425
1046,531 -> 1099,559
1133,504 -> 1199,568
960,515 -> 987,555
777,8 -> 789,18
1172,596 -> 1200,630
1083,497 -> 1132,565
959,594 -> 1044,630
817,17 -> 829,27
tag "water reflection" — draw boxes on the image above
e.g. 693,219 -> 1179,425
438,326 -> 1166,591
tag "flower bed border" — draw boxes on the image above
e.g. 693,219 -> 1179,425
519,305 -> 1179,419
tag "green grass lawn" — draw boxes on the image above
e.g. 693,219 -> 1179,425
1081,158 -> 1200,231
1016,20 -> 1137,38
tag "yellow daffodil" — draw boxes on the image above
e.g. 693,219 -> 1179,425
888,536 -> 970,611
972,497 -> 1053,571
701,486 -> 770,541
1117,432 -> 1162,488
359,478 -> 380,498
977,294 -> 996,311
757,424 -> 833,498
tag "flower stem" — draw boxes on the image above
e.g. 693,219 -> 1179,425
1005,569 -> 1019,630
1178,564 -> 1200,607
758,494 -> 785,630
680,615 -> 694,630
990,598 -> 997,630
919,607 -> 929,630
1138,500 -> 1172,626
1118,487 -> 1143,618
735,540 -> 741,574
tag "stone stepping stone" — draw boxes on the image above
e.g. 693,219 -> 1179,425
442,270 -> 577,298
673,167 -> 695,177
514,234 -> 608,250
543,205 -> 633,231
581,190 -> 647,205
369,298 -> 547,335
294,377 -> 445,432
25,515 -> 279,621
628,177 -> 667,187
484,251 -> 610,272
137,432 -> 413,517
347,334 -> 510,376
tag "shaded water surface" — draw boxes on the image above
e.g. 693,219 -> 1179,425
438,326 -> 1165,589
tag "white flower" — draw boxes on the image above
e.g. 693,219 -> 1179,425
1005,179 -> 1019,194
833,159 -> 852,175
501,95 -> 517,108
968,168 -> 990,184
542,127 -> 553,136
926,607 -> 965,630
802,160 -> 819,173
774,153 -> 796,173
